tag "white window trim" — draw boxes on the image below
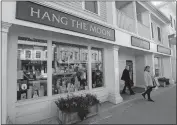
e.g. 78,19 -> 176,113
82,1 -> 100,16
152,21 -> 162,43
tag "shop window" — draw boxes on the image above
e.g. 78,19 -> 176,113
91,48 -> 103,88
84,1 -> 98,14
52,42 -> 88,95
17,37 -> 48,101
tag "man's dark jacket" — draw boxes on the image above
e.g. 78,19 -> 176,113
121,69 -> 130,82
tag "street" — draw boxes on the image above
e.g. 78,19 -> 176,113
94,86 -> 176,124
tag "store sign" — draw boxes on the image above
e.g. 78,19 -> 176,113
131,36 -> 150,50
157,45 -> 171,55
16,1 -> 115,41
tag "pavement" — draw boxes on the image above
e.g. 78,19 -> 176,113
31,84 -> 176,124
90,85 -> 176,124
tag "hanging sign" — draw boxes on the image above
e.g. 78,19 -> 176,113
131,36 -> 150,50
157,45 -> 171,55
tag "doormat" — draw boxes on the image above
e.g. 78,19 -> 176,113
132,87 -> 145,93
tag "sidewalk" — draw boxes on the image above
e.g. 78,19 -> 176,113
78,84 -> 176,124
31,84 -> 176,124
94,84 -> 176,124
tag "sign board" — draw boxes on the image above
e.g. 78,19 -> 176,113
16,1 -> 115,41
157,45 -> 171,55
131,36 -> 150,50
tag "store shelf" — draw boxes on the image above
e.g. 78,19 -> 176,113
53,72 -> 76,76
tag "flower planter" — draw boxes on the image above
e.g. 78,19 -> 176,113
158,81 -> 166,87
58,104 -> 99,124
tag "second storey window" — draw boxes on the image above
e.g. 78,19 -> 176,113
151,22 -> 154,39
170,15 -> 173,28
174,19 -> 176,30
84,1 -> 98,14
157,27 -> 161,42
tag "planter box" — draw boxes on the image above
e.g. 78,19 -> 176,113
58,104 -> 99,124
158,81 -> 166,87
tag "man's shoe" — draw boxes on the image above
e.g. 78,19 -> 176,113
148,99 -> 154,102
142,93 -> 146,99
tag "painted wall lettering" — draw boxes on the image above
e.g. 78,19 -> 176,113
16,1 -> 115,41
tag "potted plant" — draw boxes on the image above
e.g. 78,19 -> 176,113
158,77 -> 170,86
55,94 -> 100,124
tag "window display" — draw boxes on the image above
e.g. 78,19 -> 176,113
91,48 -> 103,88
52,42 -> 88,95
17,37 -> 48,101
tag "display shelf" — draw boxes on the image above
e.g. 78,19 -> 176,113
53,72 -> 76,76
91,61 -> 102,63
57,61 -> 88,64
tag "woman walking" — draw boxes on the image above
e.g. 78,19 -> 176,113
142,66 -> 156,102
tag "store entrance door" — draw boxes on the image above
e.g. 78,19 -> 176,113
126,60 -> 133,81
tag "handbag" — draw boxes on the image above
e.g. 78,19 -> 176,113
130,80 -> 134,87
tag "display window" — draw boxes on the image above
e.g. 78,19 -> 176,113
17,37 -> 48,101
16,36 -> 105,101
91,48 -> 104,88
52,42 -> 88,95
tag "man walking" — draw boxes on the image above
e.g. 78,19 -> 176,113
121,65 -> 135,95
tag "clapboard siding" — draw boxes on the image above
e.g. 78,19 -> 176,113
53,1 -> 107,22
100,2 -> 107,21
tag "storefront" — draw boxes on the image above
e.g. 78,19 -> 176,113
2,1 -> 123,124
118,36 -> 152,89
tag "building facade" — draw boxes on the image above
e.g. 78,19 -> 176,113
1,1 -> 175,124
155,1 -> 176,82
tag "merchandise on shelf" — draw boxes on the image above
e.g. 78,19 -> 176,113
33,90 -> 39,98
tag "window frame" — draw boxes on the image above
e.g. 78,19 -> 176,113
151,22 -> 154,39
16,36 -> 105,103
157,26 -> 161,42
82,1 -> 100,16
16,37 -> 48,102
174,19 -> 176,30
170,15 -> 173,28
91,47 -> 104,89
